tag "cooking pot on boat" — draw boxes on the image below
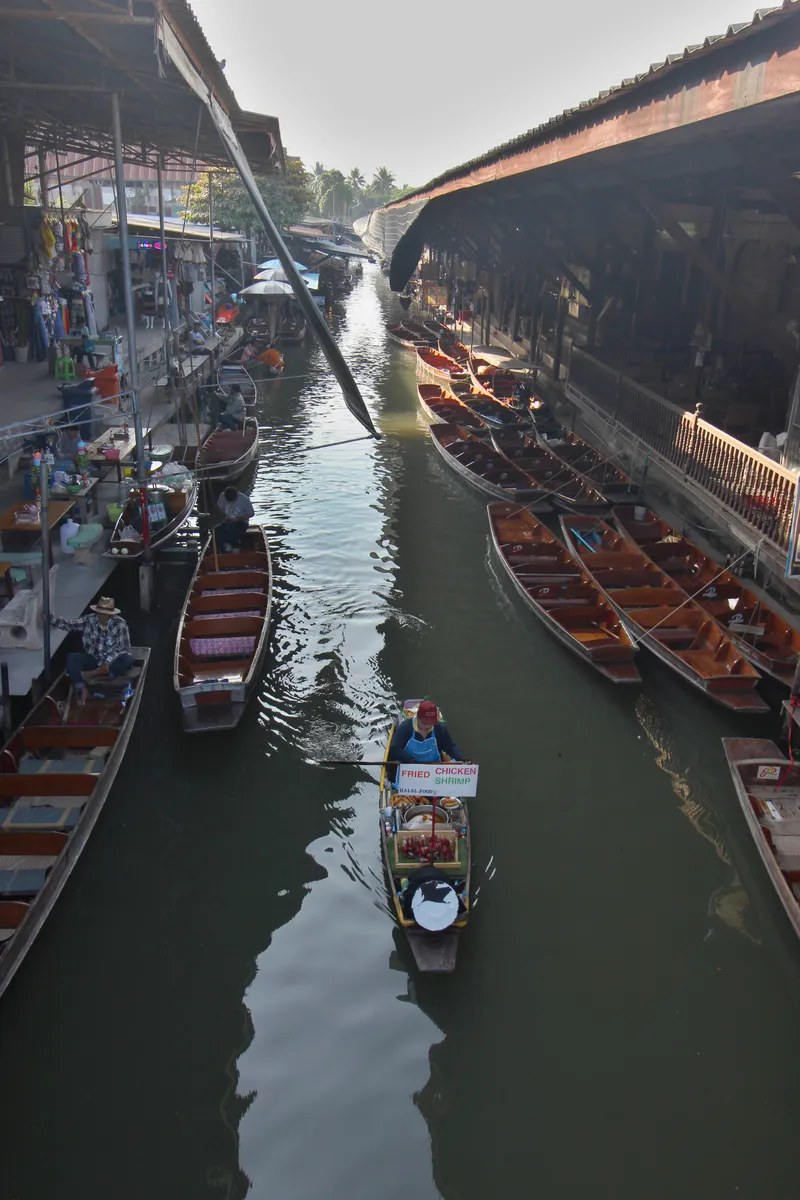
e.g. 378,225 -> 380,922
401,804 -> 453,828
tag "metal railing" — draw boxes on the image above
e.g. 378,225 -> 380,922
567,347 -> 798,552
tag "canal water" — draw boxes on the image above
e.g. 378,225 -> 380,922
2,266 -> 800,1200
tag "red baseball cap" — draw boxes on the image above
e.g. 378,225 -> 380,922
417,700 -> 439,724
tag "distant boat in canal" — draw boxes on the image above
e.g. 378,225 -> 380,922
487,502 -> 641,683
0,648 -> 150,1000
723,738 -> 800,941
174,527 -> 272,732
561,515 -> 769,713
379,700 -> 472,973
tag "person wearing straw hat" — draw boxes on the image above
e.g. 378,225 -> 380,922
49,597 -> 133,705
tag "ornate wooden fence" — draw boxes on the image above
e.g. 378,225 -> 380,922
567,348 -> 798,553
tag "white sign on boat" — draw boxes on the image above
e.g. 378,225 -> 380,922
396,763 -> 479,797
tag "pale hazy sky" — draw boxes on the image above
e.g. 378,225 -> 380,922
191,0 -> 763,188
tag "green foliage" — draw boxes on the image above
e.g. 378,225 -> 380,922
179,159 -> 314,234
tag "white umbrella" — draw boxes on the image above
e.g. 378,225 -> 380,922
257,258 -> 308,272
239,281 -> 294,297
254,267 -> 310,283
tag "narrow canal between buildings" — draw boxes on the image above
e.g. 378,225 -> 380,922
2,265 -> 800,1200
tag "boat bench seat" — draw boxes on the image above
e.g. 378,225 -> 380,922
650,628 -> 697,644
0,868 -> 47,895
185,660 -> 248,684
19,756 -> 102,776
0,804 -> 81,830
189,636 -> 256,659
0,900 -> 28,942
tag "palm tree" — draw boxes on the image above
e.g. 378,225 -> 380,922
347,167 -> 365,194
372,166 -> 396,192
310,161 -> 327,200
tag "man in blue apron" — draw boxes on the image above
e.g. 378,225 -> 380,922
388,700 -> 463,780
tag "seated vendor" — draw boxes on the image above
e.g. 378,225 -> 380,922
256,344 -> 285,373
218,385 -> 246,430
387,700 -> 463,781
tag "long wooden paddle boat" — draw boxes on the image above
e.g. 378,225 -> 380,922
560,515 -> 768,712
537,428 -> 636,496
468,353 -> 516,401
217,358 -> 257,404
428,424 -> 552,510
613,504 -> 800,686
0,647 -> 150,999
449,379 -> 531,429
174,527 -> 272,732
416,346 -> 468,382
490,430 -> 612,514
106,473 -> 198,560
405,319 -> 444,341
417,385 -> 488,435
387,324 -> 428,350
379,699 -> 471,972
488,503 -> 640,682
438,334 -> 470,363
172,415 -> 259,485
723,738 -> 800,941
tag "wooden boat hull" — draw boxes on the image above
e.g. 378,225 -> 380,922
105,477 -> 198,560
538,428 -> 638,496
468,354 -> 515,401
0,648 -> 150,1000
723,738 -> 800,941
379,705 -> 470,973
416,385 -> 487,435
174,527 -> 272,732
173,417 -> 260,485
488,503 -> 640,682
416,347 -> 468,382
217,361 -> 257,403
449,380 -> 531,429
429,424 -> 551,510
490,431 -> 611,515
560,516 -> 769,713
387,325 -> 426,350
613,504 -> 800,688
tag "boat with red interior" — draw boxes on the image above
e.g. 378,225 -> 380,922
416,346 -> 468,382
468,354 -> 516,401
172,415 -> 259,484
490,430 -> 611,514
428,424 -> 552,509
488,503 -> 640,682
417,385 -> 487,435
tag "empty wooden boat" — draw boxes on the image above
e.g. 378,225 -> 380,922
106,473 -> 197,560
537,428 -> 636,495
417,385 -> 487,434
560,515 -> 768,712
379,700 -> 471,972
405,319 -> 443,341
217,359 -> 257,404
613,504 -> 800,687
172,416 -> 259,484
0,647 -> 149,999
723,738 -> 800,940
416,346 -> 468,382
438,335 -> 470,363
488,502 -> 640,682
393,319 -> 434,344
387,324 -> 427,350
449,379 -> 531,429
490,430 -> 611,514
468,353 -> 516,400
174,527 -> 272,732
429,424 -> 552,509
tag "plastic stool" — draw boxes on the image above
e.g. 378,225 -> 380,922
55,356 -> 77,383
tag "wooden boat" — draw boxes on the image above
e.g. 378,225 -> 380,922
449,379 -> 531,429
387,324 -> 427,350
560,515 -> 769,712
488,503 -> 640,682
468,353 -> 516,401
379,699 -> 471,972
398,294 -> 412,310
217,359 -> 257,404
613,504 -> 800,686
105,473 -> 198,560
404,319 -> 442,342
415,346 -> 467,382
417,384 -> 487,435
490,430 -> 611,514
723,738 -> 800,941
438,335 -> 470,363
172,416 -> 260,484
428,424 -> 551,510
537,428 -> 636,495
174,527 -> 272,732
0,647 -> 150,999
277,317 -> 307,344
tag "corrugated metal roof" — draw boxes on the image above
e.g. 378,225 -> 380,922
387,1 -> 799,207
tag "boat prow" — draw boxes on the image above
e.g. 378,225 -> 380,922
406,929 -> 459,973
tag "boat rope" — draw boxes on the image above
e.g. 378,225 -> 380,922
289,434 -> 376,455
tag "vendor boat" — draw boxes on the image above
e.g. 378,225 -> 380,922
105,472 -> 198,560
537,428 -> 636,495
174,527 -> 272,732
488,503 -> 640,682
277,317 -> 307,344
613,505 -> 800,686
490,430 -> 611,514
172,416 -> 260,485
560,515 -> 769,712
417,384 -> 488,435
428,424 -> 552,510
416,346 -> 468,382
379,699 -> 471,972
723,738 -> 800,941
0,647 -> 149,1000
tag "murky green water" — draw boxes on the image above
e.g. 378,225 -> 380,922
2,268 -> 800,1200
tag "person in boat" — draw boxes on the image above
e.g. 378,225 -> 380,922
216,486 -> 254,552
49,596 -> 133,706
239,340 -> 257,365
387,700 -> 463,781
512,376 -> 532,409
256,344 -> 284,374
218,385 -> 246,431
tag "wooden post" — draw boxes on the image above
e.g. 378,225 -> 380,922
552,290 -> 567,379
